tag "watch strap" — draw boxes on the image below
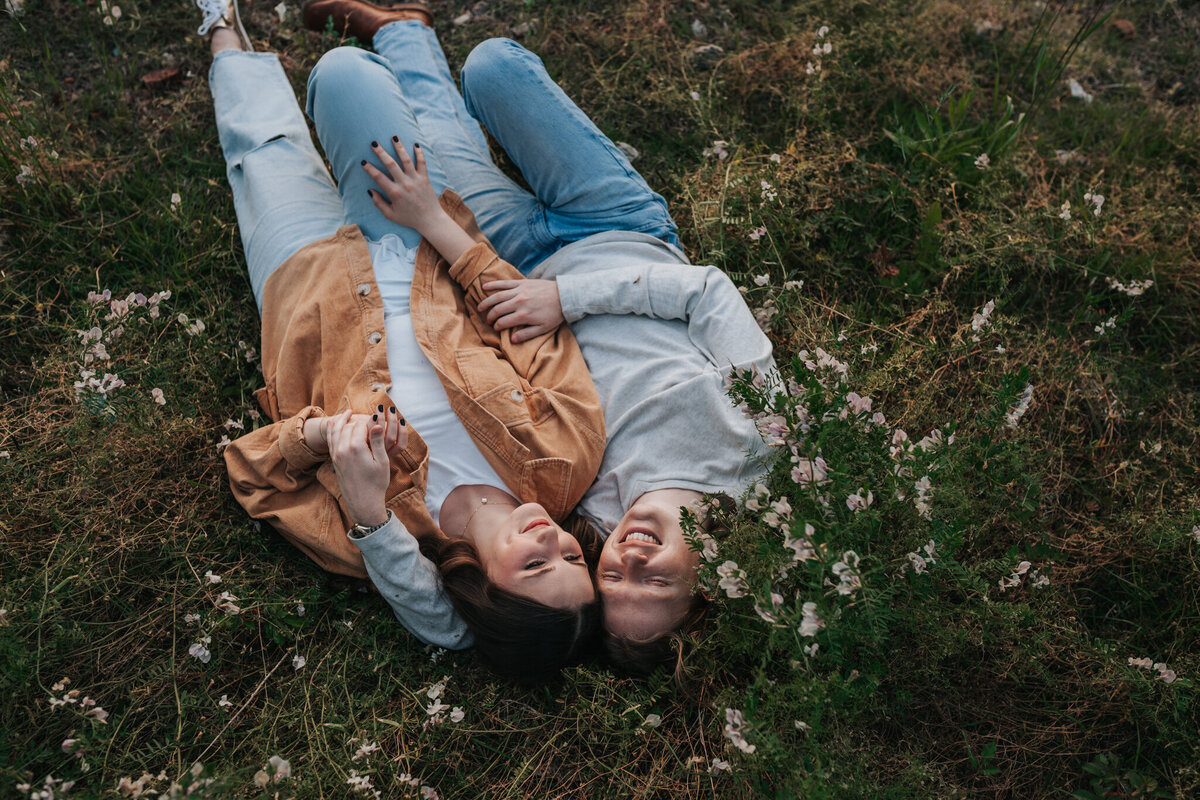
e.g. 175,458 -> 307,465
350,512 -> 391,539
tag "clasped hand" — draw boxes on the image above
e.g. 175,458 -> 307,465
321,409 -> 407,528
477,279 -> 564,344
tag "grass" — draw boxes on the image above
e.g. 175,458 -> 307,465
2,0 -> 1198,797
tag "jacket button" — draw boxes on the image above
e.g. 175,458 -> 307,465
367,331 -> 382,345
510,389 -> 524,403
357,283 -> 371,296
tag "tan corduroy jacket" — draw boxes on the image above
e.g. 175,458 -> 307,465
223,191 -> 605,578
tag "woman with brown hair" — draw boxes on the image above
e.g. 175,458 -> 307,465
197,0 -> 606,681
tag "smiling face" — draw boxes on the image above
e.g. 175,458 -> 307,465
597,489 -> 704,641
471,503 -> 596,610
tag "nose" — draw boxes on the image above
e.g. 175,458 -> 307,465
619,548 -> 649,567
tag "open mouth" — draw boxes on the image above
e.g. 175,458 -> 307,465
521,519 -> 552,534
621,530 -> 662,545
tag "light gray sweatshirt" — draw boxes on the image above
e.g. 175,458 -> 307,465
532,231 -> 775,534
349,231 -> 775,648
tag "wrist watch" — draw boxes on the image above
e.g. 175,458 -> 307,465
350,512 -> 391,539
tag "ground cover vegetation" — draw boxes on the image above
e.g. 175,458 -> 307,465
1,0 -> 1197,797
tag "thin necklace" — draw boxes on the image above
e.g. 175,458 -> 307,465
459,493 -> 518,538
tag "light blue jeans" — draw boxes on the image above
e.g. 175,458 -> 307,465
208,23 -> 678,310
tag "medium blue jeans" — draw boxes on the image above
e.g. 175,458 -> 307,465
208,23 -> 678,309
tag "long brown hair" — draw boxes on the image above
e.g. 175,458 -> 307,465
415,512 -> 603,684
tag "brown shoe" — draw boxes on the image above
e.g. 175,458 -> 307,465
302,0 -> 432,42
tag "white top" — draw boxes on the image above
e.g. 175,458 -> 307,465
368,233 -> 514,524
346,234 -> 514,651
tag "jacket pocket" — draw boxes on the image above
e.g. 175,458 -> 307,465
455,347 -> 533,428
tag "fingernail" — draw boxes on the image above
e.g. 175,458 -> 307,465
400,419 -> 406,426
367,189 -> 372,197
414,143 -> 422,149
389,406 -> 396,414
360,159 -> 366,166
377,404 -> 384,412
392,135 -> 399,142
371,140 -> 379,148
372,414 -> 378,421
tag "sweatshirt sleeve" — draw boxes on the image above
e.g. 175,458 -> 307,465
555,263 -> 774,371
349,515 -> 475,650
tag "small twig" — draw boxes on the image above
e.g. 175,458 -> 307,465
191,652 -> 290,769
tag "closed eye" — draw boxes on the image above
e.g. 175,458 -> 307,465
565,554 -> 582,562
523,559 -> 547,570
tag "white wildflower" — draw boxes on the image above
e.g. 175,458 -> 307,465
798,601 -> 822,637
1105,277 -> 1154,297
1066,77 -> 1093,103
791,456 -> 829,486
1005,384 -> 1034,429
784,523 -> 816,563
971,299 -> 995,332
723,708 -> 756,754
352,742 -> 380,762
188,642 -> 211,664
215,591 -> 241,615
1083,190 -> 1105,217
716,560 -> 748,599
845,489 -> 874,512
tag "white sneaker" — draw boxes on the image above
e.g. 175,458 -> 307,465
195,0 -> 253,51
